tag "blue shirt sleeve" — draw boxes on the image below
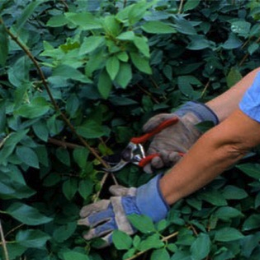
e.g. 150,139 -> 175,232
239,72 -> 260,123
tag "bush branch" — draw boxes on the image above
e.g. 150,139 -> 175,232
0,220 -> 9,260
0,18 -> 110,170
125,231 -> 179,260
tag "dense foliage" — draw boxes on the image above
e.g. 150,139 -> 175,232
1,0 -> 260,259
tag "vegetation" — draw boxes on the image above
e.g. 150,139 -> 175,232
1,0 -> 260,259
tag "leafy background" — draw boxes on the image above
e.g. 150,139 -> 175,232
1,0 -> 260,259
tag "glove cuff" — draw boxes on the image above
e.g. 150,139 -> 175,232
136,174 -> 169,223
175,101 -> 219,125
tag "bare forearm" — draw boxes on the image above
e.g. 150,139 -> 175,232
160,109 -> 260,205
206,67 -> 260,122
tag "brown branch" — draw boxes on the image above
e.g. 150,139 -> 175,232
48,138 -> 83,149
0,220 -> 9,260
124,231 -> 179,260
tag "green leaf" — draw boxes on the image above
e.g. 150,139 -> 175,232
32,120 -> 49,142
65,12 -> 102,30
6,202 -> 52,225
187,35 -> 212,50
102,15 -> 121,37
156,219 -> 168,232
0,130 -> 29,165
190,233 -> 211,260
8,56 -> 30,87
231,20 -> 251,37
16,229 -> 50,248
226,67 -> 242,88
222,185 -> 248,200
183,0 -> 200,12
236,163 -> 260,179
51,64 -> 92,84
53,222 -> 77,243
141,21 -> 176,34
63,251 -> 90,260
15,97 -> 50,119
198,190 -> 227,206
255,192 -> 260,208
62,178 -> 78,201
78,179 -> 94,200
174,16 -> 197,35
117,52 -> 129,62
73,148 -> 89,169
222,33 -> 243,49
106,56 -> 120,80
151,248 -> 171,260
139,233 -> 164,251
0,24 -> 8,66
47,15 -> 68,27
56,148 -> 70,166
214,206 -> 243,221
0,101 -> 6,134
242,214 -> 260,231
79,36 -> 104,55
130,52 -> 152,74
15,1 -> 42,32
76,120 -> 104,139
16,146 -> 39,168
112,230 -> 133,250
85,49 -> 105,77
116,31 -> 135,41
128,1 -> 154,25
2,244 -> 26,260
133,36 -> 150,58
215,227 -> 244,242
128,214 -> 156,234
115,63 -> 132,88
97,69 -> 112,99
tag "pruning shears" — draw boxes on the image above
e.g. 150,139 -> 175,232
104,117 -> 184,172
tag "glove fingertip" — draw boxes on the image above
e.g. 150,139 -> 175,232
143,163 -> 153,174
151,156 -> 164,169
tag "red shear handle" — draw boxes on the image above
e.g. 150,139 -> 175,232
130,117 -> 179,144
138,152 -> 185,168
138,154 -> 159,167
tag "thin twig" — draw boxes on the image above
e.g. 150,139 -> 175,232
239,33 -> 260,67
60,0 -> 69,11
200,80 -> 210,98
5,224 -> 24,238
48,138 -> 83,149
178,0 -> 185,14
125,231 -> 179,260
0,220 -> 9,260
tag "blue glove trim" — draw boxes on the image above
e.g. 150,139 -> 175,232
135,174 -> 169,223
175,101 -> 219,125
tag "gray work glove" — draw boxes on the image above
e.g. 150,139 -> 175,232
78,174 -> 168,247
143,101 -> 218,173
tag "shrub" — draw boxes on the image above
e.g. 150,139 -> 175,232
0,0 -> 260,259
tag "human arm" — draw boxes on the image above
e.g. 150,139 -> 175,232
143,67 -> 260,172
160,107 -> 260,205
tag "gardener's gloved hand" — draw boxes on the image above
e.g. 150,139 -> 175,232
143,101 -> 218,173
78,174 -> 169,247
